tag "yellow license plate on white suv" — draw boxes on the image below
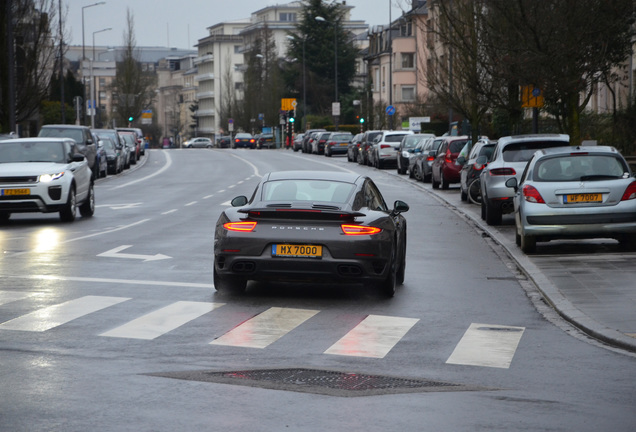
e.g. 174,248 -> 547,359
272,244 -> 322,258
1,188 -> 30,196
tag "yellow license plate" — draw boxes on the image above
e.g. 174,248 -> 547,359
272,244 -> 322,258
1,188 -> 30,196
564,193 -> 602,203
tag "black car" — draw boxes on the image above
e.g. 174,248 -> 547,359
38,125 -> 98,180
233,133 -> 255,149
324,132 -> 353,157
357,130 -> 383,165
256,133 -> 276,149
214,170 -> 409,296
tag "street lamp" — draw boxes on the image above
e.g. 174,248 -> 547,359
82,1 -> 106,125
91,27 -> 111,128
315,16 -> 338,130
286,35 -> 306,131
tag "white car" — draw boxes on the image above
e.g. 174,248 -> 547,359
368,130 -> 414,169
184,137 -> 213,148
0,138 -> 95,222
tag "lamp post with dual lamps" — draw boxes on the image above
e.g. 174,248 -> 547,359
90,27 -> 111,128
82,1 -> 106,125
315,15 -> 339,131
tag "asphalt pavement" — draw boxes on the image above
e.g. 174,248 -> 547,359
412,177 -> 636,354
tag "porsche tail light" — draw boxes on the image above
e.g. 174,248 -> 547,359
223,221 -> 257,232
522,185 -> 545,204
341,225 -> 382,235
621,181 -> 636,201
490,167 -> 516,176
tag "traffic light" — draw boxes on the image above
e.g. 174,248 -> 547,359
359,117 -> 365,124
289,116 -> 295,124
128,116 -> 134,122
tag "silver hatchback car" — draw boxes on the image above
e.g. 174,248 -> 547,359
505,146 -> 636,253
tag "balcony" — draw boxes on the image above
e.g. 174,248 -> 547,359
196,91 -> 215,99
195,73 -> 215,82
197,109 -> 216,116
194,54 -> 214,65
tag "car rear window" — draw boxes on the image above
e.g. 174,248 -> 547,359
535,154 -> 628,181
262,180 -> 355,203
503,141 -> 566,162
449,140 -> 469,153
386,134 -> 409,143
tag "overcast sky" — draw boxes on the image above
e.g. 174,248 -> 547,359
66,0 -> 410,50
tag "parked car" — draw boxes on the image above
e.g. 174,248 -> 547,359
118,131 -> 140,165
410,137 -> 442,182
233,133 -> 256,149
505,146 -> 636,253
324,132 -> 353,156
92,129 -> 128,171
312,131 -> 333,155
357,130 -> 383,166
99,137 -> 124,174
431,136 -> 470,189
458,139 -> 496,203
184,137 -> 213,148
292,133 -> 305,152
302,129 -> 326,153
480,134 -> 570,225
256,133 -> 276,149
214,170 -> 409,296
369,130 -> 414,169
0,138 -> 94,222
116,127 -> 145,155
217,136 -> 231,148
347,133 -> 364,162
397,134 -> 434,175
38,124 -> 98,180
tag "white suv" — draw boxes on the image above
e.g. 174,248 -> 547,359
480,134 -> 569,225
369,130 -> 414,169
0,138 -> 95,222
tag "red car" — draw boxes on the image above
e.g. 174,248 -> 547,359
431,136 -> 470,189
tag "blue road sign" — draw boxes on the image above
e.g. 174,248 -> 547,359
386,105 -> 396,116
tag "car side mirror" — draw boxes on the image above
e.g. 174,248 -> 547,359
457,156 -> 466,165
391,200 -> 409,215
72,153 -> 85,162
505,177 -> 518,191
428,150 -> 437,157
231,196 -> 248,207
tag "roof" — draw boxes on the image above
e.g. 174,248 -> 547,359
265,171 -> 362,183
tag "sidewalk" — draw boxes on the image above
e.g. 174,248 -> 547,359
422,183 -> 636,353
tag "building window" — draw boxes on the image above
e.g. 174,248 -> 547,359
280,13 -> 297,22
401,86 -> 416,102
401,53 -> 415,69
234,45 -> 241,54
235,82 -> 244,91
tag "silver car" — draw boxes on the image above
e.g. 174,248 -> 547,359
505,146 -> 636,253
480,134 -> 570,225
0,138 -> 95,222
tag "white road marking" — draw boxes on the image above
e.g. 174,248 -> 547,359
111,150 -> 172,189
210,307 -> 319,349
324,315 -> 419,358
162,209 -> 178,215
97,245 -> 171,262
446,323 -> 525,369
0,291 -> 30,306
185,201 -> 197,206
100,301 -> 224,340
2,274 -> 215,289
203,195 -> 214,199
0,296 -> 130,332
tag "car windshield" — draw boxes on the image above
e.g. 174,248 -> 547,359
39,127 -> 83,143
535,154 -> 628,181
0,141 -> 66,163
503,141 -> 566,163
449,140 -> 469,153
262,180 -> 355,203
478,144 -> 496,160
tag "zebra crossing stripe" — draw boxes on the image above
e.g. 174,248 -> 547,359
210,307 -> 319,349
445,323 -> 525,369
0,290 -> 30,306
0,296 -> 130,332
100,301 -> 224,340
324,315 -> 420,359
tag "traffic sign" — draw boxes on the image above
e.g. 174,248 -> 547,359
386,105 -> 396,116
281,98 -> 297,111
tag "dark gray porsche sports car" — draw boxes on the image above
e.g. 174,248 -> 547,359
214,170 -> 409,296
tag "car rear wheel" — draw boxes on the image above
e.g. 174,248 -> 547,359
520,232 -> 536,253
441,170 -> 449,189
60,186 -> 77,222
484,198 -> 502,225
431,171 -> 440,189
213,267 -> 247,293
467,179 -> 482,205
379,254 -> 397,297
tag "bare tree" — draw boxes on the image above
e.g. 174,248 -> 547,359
109,8 -> 156,127
1,0 -> 64,133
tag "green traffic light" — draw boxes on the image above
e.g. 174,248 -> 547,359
289,117 -> 295,123
128,116 -> 134,122
359,118 -> 365,123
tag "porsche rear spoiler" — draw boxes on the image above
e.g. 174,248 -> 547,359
238,205 -> 366,221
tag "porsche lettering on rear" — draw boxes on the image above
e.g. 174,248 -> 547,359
272,226 -> 325,231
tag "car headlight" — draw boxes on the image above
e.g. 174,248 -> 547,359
39,172 -> 65,183
402,151 -> 412,158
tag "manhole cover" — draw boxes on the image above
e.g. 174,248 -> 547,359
147,368 -> 493,397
